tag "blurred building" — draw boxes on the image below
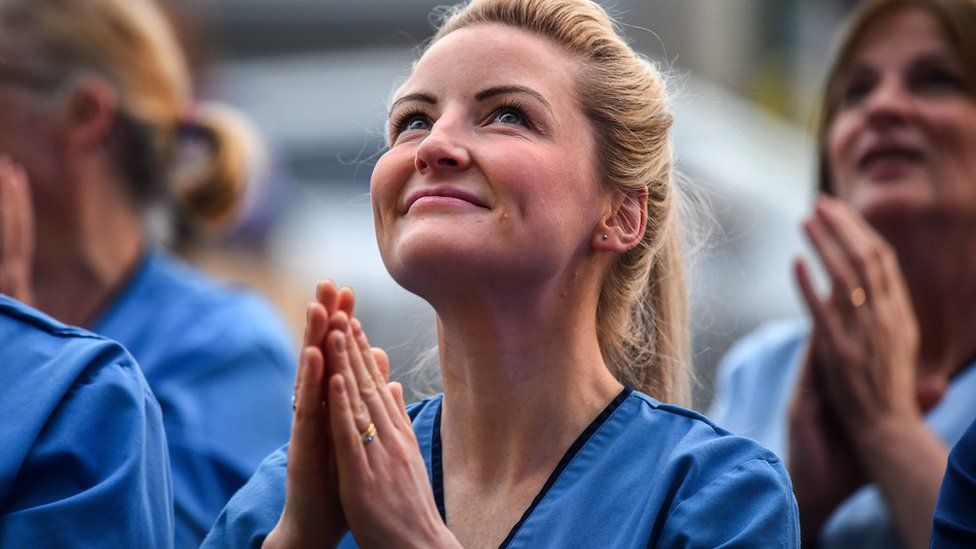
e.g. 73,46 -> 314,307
190,0 -> 862,407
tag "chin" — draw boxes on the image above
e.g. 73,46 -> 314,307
847,176 -> 936,222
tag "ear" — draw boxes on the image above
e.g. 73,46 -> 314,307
60,76 -> 120,152
591,187 -> 647,253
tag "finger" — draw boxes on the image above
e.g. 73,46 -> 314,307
5,162 -> 33,266
804,214 -> 859,300
794,258 -> 847,365
292,347 -> 328,451
296,302 -> 329,397
328,374 -> 371,478
343,317 -> 395,433
326,326 -> 372,433
372,348 -> 390,381
315,280 -> 339,313
389,381 -> 411,426
351,319 -> 399,428
336,286 -> 355,317
816,198 -> 887,299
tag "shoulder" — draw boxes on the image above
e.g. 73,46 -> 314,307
628,392 -> 788,475
0,298 -> 171,547
129,251 -> 295,365
719,319 -> 809,378
0,295 -> 151,395
623,393 -> 799,546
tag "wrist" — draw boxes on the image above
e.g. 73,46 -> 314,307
851,412 -> 926,465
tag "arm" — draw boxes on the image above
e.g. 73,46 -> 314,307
795,197 -> 944,549
657,457 -> 800,548
0,346 -> 172,548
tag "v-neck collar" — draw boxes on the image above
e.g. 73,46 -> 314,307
429,387 -> 633,548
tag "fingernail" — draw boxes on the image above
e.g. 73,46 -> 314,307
334,376 -> 345,395
333,333 -> 346,352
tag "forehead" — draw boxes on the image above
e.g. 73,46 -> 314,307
852,8 -> 954,67
397,24 -> 580,103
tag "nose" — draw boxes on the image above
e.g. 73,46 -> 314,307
864,75 -> 915,128
414,120 -> 471,174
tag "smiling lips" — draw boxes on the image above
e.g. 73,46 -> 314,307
403,186 -> 489,213
858,142 -> 925,176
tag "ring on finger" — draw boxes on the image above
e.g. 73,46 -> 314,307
361,422 -> 377,444
850,287 -> 867,308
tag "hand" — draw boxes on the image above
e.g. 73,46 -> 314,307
0,156 -> 35,303
324,311 -> 460,549
266,281 -> 389,548
787,335 -> 866,544
795,196 -> 921,443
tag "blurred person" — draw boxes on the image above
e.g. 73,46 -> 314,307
0,0 -> 296,545
709,0 -> 976,547
931,417 -> 976,547
0,288 -> 171,545
204,0 -> 801,547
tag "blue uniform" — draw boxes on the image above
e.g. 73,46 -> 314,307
204,388 -> 800,548
710,320 -> 976,548
91,250 -> 296,548
0,296 -> 172,547
931,418 -> 976,548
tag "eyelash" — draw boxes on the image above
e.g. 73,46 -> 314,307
389,100 -> 535,139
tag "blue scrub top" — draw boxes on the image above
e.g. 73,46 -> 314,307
91,250 -> 297,548
0,296 -> 172,547
931,418 -> 976,548
204,388 -> 799,548
710,320 -> 976,549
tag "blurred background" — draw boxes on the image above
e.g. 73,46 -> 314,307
166,0 -> 864,408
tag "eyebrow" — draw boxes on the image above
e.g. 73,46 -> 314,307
475,85 -> 553,114
389,85 -> 553,115
389,93 -> 437,114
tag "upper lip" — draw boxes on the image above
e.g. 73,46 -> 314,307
403,186 -> 489,212
858,140 -> 925,170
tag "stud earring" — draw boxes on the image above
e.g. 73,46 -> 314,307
602,234 -> 609,241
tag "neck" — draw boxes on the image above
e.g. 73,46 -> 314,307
32,167 -> 145,328
434,269 -> 622,486
882,217 -> 976,380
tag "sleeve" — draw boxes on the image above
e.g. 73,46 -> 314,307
161,337 -> 296,548
0,349 -> 173,548
202,446 -> 289,549
657,458 -> 801,548
931,420 -> 976,548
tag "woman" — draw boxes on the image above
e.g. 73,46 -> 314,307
205,0 -> 799,546
0,291 -> 171,547
709,0 -> 976,547
0,0 -> 295,545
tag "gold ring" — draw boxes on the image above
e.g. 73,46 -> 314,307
850,287 -> 867,308
361,423 -> 377,444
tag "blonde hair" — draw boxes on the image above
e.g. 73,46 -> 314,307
817,0 -> 976,194
0,0 -> 257,240
432,0 -> 690,403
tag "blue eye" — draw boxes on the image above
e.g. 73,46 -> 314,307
496,108 -> 527,126
405,115 -> 431,131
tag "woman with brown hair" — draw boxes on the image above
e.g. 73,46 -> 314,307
710,0 -> 976,547
205,0 -> 799,546
0,0 -> 295,545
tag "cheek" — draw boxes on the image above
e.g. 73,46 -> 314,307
825,115 -> 859,194
370,148 -> 415,230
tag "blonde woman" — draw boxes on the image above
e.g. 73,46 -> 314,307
206,0 -> 799,546
0,0 -> 295,545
